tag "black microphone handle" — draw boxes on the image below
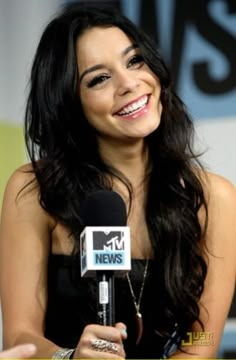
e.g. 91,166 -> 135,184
96,271 -> 115,326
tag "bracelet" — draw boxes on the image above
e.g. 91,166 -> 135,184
52,348 -> 75,359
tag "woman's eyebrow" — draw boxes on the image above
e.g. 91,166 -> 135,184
79,64 -> 105,83
121,43 -> 138,56
79,43 -> 139,83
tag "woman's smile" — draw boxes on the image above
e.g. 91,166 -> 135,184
114,94 -> 150,120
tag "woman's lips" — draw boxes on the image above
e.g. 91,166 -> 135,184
115,95 -> 150,120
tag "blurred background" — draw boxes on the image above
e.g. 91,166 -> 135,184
0,0 -> 235,357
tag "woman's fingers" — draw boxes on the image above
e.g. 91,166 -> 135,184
115,322 -> 128,340
84,323 -> 125,344
74,323 -> 126,359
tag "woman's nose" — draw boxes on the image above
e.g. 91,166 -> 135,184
115,70 -> 140,96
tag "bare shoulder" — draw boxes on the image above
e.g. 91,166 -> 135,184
4,163 -> 35,196
199,170 -> 236,256
201,170 -> 236,207
1,163 -> 54,229
2,163 -> 38,211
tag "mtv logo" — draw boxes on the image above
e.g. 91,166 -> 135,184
93,231 -> 125,251
80,226 -> 131,276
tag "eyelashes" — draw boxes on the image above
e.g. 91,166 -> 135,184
86,54 -> 145,88
87,74 -> 110,88
127,54 -> 144,67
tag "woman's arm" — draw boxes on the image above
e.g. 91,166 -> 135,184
171,172 -> 236,358
0,165 -> 60,358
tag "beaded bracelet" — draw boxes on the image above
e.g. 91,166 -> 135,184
51,348 -> 75,359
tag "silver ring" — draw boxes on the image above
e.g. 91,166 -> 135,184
90,339 -> 119,354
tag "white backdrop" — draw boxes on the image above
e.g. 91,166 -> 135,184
196,117 -> 236,184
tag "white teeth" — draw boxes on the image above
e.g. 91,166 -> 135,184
117,96 -> 148,115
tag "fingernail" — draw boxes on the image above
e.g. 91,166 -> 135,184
121,328 -> 127,337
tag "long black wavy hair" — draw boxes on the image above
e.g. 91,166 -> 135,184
24,3 -> 208,352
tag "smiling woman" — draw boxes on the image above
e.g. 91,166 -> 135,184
0,3 -> 236,360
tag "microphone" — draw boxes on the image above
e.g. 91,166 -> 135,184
80,190 -> 131,326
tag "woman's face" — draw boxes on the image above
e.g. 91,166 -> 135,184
76,26 -> 162,145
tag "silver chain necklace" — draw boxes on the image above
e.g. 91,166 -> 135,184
126,259 -> 149,345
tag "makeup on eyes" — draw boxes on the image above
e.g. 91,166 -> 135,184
79,43 -> 139,80
85,53 -> 144,89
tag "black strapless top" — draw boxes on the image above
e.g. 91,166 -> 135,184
45,254 -> 177,358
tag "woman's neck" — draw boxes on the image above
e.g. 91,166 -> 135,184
98,137 -> 149,188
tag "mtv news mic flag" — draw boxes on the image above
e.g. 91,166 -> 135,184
80,190 -> 131,326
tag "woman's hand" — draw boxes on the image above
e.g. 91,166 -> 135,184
73,322 -> 127,359
0,344 -> 37,359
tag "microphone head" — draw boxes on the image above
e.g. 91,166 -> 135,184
80,190 -> 127,227
80,190 -> 131,276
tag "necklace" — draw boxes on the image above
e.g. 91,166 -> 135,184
126,259 -> 149,345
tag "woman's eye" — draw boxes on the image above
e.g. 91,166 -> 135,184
87,75 -> 110,88
128,54 -> 144,68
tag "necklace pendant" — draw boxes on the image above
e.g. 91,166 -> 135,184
135,311 -> 143,345
126,259 -> 149,346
